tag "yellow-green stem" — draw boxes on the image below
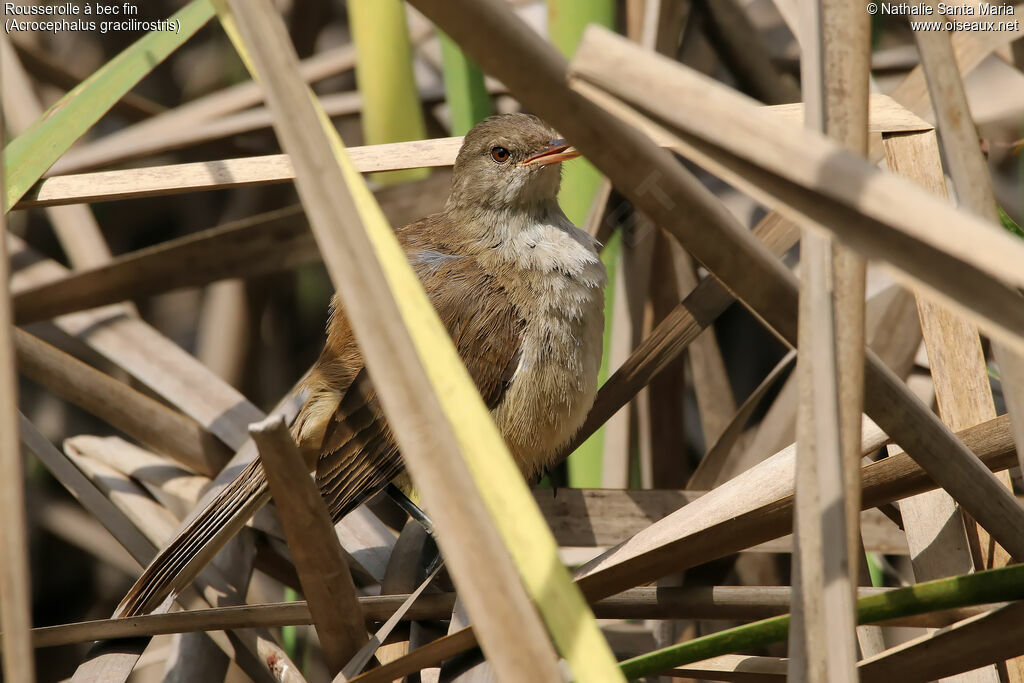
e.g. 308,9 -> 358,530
347,0 -> 429,185
549,0 -> 617,487
618,561 -> 1024,680
439,32 -> 492,136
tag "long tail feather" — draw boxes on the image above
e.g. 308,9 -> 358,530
115,458 -> 271,617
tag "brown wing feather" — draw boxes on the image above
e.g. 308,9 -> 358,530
117,214 -> 524,617
306,221 -> 525,521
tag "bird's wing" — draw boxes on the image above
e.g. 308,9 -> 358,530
313,251 -> 525,521
115,457 -> 270,617
115,228 -> 523,617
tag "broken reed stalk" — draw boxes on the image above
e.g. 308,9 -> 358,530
574,410 -> 1014,600
340,412 -> 1020,681
13,171 -> 451,324
21,418 -> 299,683
787,1 -> 871,679
250,416 -> 367,674
569,29 -> 1024,352
16,139 -> 464,209
562,31 -> 1024,561
0,139 -> 36,683
15,329 -> 230,477
12,206 -> 311,325
16,585 -> 1002,651
335,566 -> 441,680
859,600 -> 1024,682
8,233 -> 265,447
883,130 -> 1010,683
911,0 -> 1024,483
907,11 -> 1024,676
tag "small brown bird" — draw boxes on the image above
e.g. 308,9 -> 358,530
117,113 -> 606,617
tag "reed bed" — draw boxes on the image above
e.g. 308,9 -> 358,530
4,0 -> 1024,681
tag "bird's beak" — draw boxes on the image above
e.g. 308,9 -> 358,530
522,139 -> 580,166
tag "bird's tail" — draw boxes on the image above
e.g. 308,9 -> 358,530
115,457 -> 272,617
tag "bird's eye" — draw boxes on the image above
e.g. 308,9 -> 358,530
490,146 -> 510,164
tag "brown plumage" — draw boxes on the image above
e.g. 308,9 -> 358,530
117,113 -> 606,618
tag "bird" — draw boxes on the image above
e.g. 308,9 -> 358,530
116,113 -> 607,617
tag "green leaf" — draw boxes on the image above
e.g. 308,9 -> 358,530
3,0 -> 215,211
999,206 -> 1024,239
548,0 -> 617,488
439,31 -> 492,136
346,0 -> 429,185
989,362 -> 1003,382
866,551 -> 885,587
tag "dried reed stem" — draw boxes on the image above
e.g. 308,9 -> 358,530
250,416 -> 367,674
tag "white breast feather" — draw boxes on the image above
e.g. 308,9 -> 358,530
488,208 -> 606,477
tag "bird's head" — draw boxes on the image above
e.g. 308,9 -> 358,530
446,113 -> 579,212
